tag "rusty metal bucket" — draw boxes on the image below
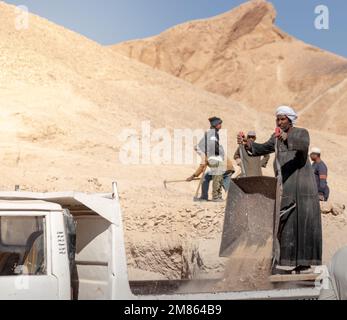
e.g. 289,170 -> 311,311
219,176 -> 278,258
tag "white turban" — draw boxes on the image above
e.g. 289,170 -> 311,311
276,106 -> 298,125
310,147 -> 321,155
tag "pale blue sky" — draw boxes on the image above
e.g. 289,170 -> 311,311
5,0 -> 347,57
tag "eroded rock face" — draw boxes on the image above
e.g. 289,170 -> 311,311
123,203 -> 228,281
125,233 -> 205,280
112,0 -> 347,135
123,198 -> 347,282
113,0 -> 280,77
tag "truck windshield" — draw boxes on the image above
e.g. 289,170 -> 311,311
0,216 -> 46,276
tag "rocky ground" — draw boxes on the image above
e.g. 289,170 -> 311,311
121,184 -> 347,287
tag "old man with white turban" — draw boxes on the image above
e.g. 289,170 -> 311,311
237,105 -> 322,274
276,105 -> 298,125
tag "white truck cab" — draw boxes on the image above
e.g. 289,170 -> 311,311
0,185 -> 323,300
0,201 -> 69,300
0,188 -> 133,300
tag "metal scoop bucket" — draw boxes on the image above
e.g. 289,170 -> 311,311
219,176 -> 278,258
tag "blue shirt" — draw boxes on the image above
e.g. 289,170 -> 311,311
312,161 -> 328,193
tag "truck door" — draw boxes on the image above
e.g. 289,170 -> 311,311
0,213 -> 59,300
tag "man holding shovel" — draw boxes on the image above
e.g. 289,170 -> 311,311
234,131 -> 270,177
237,106 -> 322,274
187,117 -> 233,202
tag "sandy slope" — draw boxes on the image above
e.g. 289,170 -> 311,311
112,0 -> 347,136
0,1 -> 262,190
0,1 -> 346,285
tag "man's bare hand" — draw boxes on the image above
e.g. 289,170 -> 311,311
186,175 -> 195,182
224,170 -> 234,177
275,128 -> 288,142
237,133 -> 246,145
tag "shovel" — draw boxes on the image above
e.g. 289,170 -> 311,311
238,132 -> 247,177
193,166 -> 208,201
164,178 -> 200,189
219,176 -> 278,257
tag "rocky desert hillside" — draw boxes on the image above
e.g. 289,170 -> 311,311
0,0 -> 265,191
112,0 -> 347,136
0,1 -> 274,282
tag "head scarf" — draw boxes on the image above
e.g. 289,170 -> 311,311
310,147 -> 321,155
209,117 -> 223,128
276,106 -> 298,125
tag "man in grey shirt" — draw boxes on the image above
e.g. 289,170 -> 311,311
187,117 -> 227,202
310,147 -> 330,201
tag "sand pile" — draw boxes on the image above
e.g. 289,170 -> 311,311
215,239 -> 274,292
112,0 -> 347,136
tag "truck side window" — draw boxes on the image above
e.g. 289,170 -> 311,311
0,216 -> 46,276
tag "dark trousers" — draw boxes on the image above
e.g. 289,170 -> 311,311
201,172 -> 231,200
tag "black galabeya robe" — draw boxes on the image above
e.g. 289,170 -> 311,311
250,127 -> 322,266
